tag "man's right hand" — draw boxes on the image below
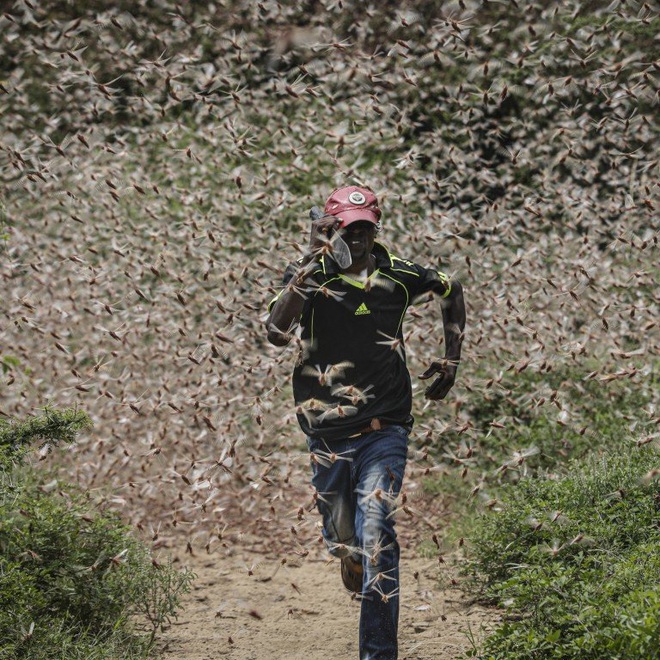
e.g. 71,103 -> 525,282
309,211 -> 341,255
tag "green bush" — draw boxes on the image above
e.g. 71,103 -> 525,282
0,409 -> 195,659
466,446 -> 660,659
0,407 -> 92,469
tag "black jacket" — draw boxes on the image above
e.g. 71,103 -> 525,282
270,242 -> 452,441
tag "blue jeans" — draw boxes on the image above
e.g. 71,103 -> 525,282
307,425 -> 409,660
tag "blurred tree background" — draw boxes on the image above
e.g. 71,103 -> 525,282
1,0 -> 658,655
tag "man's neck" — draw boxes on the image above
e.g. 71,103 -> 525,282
342,254 -> 374,276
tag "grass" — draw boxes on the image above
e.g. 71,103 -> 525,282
415,361 -> 660,658
463,445 -> 660,659
0,409 -> 194,660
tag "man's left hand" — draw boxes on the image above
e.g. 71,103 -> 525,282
419,360 -> 458,400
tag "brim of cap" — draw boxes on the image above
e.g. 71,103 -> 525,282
334,209 -> 379,227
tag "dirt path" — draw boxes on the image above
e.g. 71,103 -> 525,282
158,544 -> 497,660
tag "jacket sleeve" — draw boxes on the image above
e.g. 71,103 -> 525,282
267,262 -> 299,313
415,265 -> 452,299
396,259 -> 452,302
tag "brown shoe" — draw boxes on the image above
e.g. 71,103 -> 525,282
341,556 -> 363,593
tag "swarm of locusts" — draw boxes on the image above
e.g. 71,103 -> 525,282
1,0 -> 657,559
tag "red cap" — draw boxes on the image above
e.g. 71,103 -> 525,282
324,186 -> 381,227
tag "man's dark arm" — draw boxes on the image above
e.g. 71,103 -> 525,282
265,213 -> 339,346
441,279 -> 465,364
266,280 -> 307,346
420,278 -> 466,400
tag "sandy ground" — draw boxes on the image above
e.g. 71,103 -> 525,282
158,543 -> 498,660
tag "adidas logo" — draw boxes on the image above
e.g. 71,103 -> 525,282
354,302 -> 371,315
